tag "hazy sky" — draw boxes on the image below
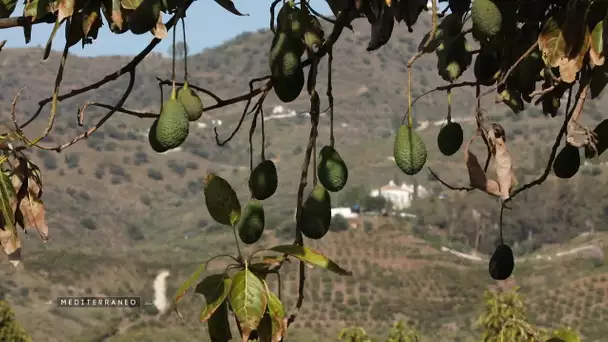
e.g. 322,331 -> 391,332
2,0 -> 333,57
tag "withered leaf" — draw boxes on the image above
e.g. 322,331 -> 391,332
0,227 -> 21,267
10,158 -> 48,241
538,17 -> 566,68
151,12 -> 167,39
57,0 -> 75,22
15,195 -> 49,241
489,124 -> 516,200
558,27 -> 590,83
464,135 -> 501,197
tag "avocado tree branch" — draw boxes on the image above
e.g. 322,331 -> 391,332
0,14 -> 55,29
505,76 -> 582,204
17,0 -> 196,132
477,41 -> 539,101
427,167 -> 474,192
287,90 -> 321,329
37,70 -> 137,152
403,80 -> 477,119
213,77 -> 273,146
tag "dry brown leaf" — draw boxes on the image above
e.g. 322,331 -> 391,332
558,28 -> 591,83
57,0 -> 75,22
464,135 -> 501,197
0,218 -> 22,267
489,124 -> 515,200
10,157 -> 43,197
151,13 -> 167,39
16,195 -> 49,241
590,48 -> 605,66
9,157 -> 48,240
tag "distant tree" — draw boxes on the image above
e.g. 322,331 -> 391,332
168,41 -> 188,59
338,326 -> 375,342
386,320 -> 421,342
0,300 -> 31,342
361,195 -> 389,212
477,287 -> 580,342
330,214 -> 350,232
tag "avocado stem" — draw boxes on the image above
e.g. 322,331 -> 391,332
447,88 -> 452,124
170,81 -> 177,100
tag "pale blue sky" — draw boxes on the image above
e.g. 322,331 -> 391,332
2,0 -> 334,57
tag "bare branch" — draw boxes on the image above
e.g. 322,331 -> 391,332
287,90 -> 321,328
403,81 -> 477,121
0,15 -> 55,29
18,0 -> 196,131
36,71 -> 137,152
213,79 -> 272,146
428,167 -> 474,192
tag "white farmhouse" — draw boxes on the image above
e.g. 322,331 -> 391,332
369,180 -> 428,210
331,207 -> 359,219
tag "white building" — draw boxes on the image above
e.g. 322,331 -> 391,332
331,207 -> 360,219
369,180 -> 429,210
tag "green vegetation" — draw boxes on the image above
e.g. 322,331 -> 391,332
0,300 -> 32,342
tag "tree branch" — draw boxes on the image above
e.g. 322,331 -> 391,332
17,0 -> 196,131
0,14 -> 55,29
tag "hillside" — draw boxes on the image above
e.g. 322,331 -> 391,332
1,11 -> 608,342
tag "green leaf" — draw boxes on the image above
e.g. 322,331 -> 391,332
24,0 -> 53,20
228,268 -> 268,339
172,263 -> 205,315
0,171 -> 16,235
213,0 -> 248,16
266,290 -> 286,341
120,0 -> 143,10
551,327 -> 580,342
591,20 -> 605,66
0,0 -> 17,18
269,245 -> 353,276
419,13 -> 462,54
203,173 -> 242,226
195,273 -> 232,322
207,300 -> 232,342
436,35 -> 473,83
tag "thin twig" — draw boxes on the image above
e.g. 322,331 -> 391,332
213,79 -> 272,146
248,107 -> 260,172
37,71 -> 137,152
287,90 -> 321,328
427,167 -> 474,192
328,47 -> 335,148
403,81 -> 476,121
260,105 -> 266,161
